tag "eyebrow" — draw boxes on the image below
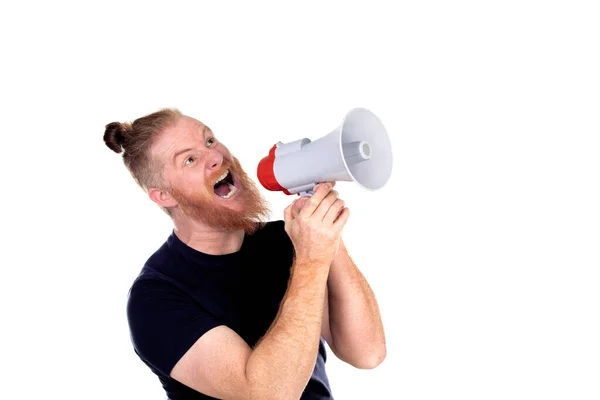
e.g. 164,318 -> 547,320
172,125 -> 208,164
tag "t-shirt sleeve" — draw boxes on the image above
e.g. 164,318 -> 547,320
126,278 -> 225,377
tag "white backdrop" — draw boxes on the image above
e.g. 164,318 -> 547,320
1,1 -> 599,399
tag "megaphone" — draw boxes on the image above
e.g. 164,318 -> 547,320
257,107 -> 393,196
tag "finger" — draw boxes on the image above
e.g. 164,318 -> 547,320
315,181 -> 336,189
333,207 -> 350,229
298,183 -> 334,219
323,198 -> 345,225
312,190 -> 339,222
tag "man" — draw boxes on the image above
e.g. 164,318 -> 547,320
104,108 -> 386,399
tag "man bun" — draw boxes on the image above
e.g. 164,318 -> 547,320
104,121 -> 132,154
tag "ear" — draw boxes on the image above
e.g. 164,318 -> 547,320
148,187 -> 178,209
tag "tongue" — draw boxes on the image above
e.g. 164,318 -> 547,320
214,182 -> 231,197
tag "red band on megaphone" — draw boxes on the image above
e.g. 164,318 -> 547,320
257,144 -> 291,194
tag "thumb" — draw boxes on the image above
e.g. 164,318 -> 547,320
284,203 -> 294,222
293,197 -> 308,213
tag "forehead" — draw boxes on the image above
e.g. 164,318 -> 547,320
151,116 -> 206,160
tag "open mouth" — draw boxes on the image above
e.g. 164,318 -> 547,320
213,169 -> 238,199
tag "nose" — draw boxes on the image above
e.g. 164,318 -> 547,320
206,149 -> 224,171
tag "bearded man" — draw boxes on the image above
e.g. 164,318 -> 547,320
104,108 -> 386,400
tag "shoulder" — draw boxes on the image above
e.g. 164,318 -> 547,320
126,243 -> 190,321
126,274 -> 185,322
126,232 -> 182,297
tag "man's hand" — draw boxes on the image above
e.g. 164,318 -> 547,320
284,181 -> 349,266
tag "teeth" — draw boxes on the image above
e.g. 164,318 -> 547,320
215,169 -> 229,184
220,184 -> 238,199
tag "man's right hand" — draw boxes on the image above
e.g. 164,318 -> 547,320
284,182 -> 350,267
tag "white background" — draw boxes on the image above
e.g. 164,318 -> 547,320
1,1 -> 599,399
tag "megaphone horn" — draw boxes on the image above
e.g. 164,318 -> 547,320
257,108 -> 393,196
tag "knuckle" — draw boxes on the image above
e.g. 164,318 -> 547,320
329,198 -> 340,209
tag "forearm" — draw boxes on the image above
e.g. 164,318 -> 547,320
246,257 -> 329,399
327,242 -> 386,368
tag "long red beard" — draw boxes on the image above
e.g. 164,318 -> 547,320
169,157 -> 271,234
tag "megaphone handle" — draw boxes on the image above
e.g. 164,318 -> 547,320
299,190 -> 314,197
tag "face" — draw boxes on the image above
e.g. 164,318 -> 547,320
152,116 -> 270,233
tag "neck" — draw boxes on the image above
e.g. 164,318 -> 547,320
172,216 -> 246,255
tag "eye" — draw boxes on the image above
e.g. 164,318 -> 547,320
206,137 -> 215,147
184,156 -> 195,166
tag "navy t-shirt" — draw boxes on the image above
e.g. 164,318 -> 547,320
126,220 -> 333,399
